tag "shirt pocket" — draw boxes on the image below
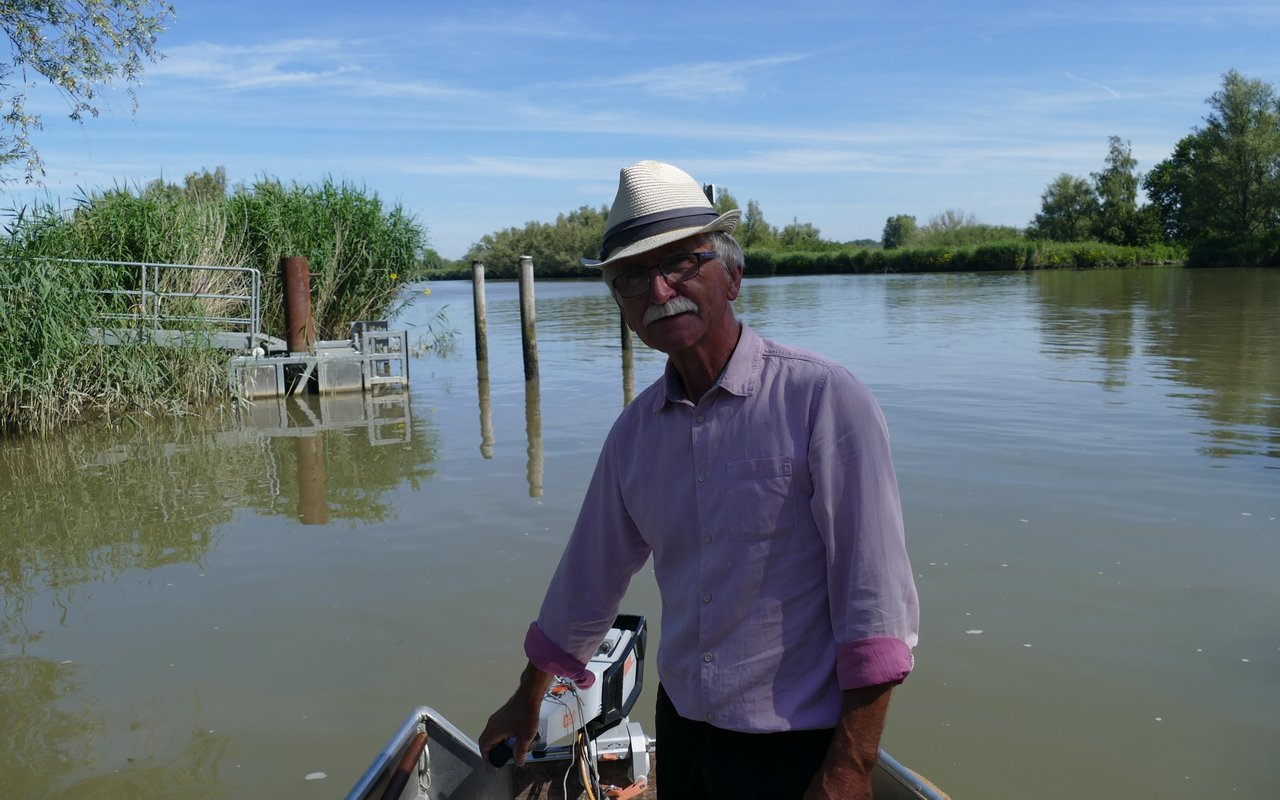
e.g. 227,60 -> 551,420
725,456 -> 797,540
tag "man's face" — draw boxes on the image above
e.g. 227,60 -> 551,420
610,235 -> 742,358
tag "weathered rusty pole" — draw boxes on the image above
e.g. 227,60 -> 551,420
280,256 -> 314,354
518,255 -> 538,380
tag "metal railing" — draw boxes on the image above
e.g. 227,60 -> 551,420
55,258 -> 264,337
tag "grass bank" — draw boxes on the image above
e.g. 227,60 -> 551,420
742,240 -> 1185,276
418,239 -> 1186,281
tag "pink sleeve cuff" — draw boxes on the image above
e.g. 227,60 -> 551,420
523,622 -> 596,689
835,636 -> 914,690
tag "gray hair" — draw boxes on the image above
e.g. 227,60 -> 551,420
706,232 -> 744,275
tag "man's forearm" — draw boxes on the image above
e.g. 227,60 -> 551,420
805,683 -> 894,800
516,660 -> 555,702
478,661 -> 555,766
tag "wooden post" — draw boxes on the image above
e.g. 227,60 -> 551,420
280,256 -> 314,354
525,376 -> 543,498
518,255 -> 538,380
476,357 -> 494,459
622,342 -> 635,407
471,260 -> 488,363
620,312 -> 632,351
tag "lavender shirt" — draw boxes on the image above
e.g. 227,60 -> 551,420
527,325 -> 919,732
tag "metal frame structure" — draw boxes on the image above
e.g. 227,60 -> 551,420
32,257 -> 282,352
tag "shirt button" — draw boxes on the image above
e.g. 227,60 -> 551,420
704,534 -> 713,544
697,471 -> 706,483
695,414 -> 705,423
703,652 -> 713,663
702,592 -> 712,603
706,712 -> 716,722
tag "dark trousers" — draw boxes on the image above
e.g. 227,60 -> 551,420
654,684 -> 835,799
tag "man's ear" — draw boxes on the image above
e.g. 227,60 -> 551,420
726,263 -> 743,301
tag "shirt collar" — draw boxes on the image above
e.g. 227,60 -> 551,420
653,324 -> 763,411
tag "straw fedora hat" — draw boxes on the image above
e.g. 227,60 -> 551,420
583,160 -> 741,270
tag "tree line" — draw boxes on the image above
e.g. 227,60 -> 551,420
1025,69 -> 1280,266
432,69 -> 1278,279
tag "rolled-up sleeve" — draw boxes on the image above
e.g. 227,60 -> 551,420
809,369 -> 919,689
527,431 -> 652,683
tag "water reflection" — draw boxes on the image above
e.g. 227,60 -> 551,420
295,434 -> 328,525
0,652 -> 231,799
0,393 -> 437,636
523,287 -> 622,343
1036,269 -> 1146,391
1036,268 -> 1280,461
0,655 -> 100,797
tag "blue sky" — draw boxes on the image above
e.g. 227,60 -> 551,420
11,1 -> 1280,258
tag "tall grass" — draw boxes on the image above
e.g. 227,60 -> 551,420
0,255 -> 228,435
230,178 -> 423,337
1,175 -> 427,435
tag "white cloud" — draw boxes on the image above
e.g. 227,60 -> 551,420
1063,71 -> 1122,99
594,55 -> 808,99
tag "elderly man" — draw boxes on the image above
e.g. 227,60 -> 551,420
480,161 -> 919,799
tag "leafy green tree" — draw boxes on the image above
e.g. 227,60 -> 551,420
738,198 -> 779,248
713,187 -> 739,216
920,209 -> 976,243
181,166 -> 228,202
914,210 -> 1022,247
1091,136 -> 1147,244
1029,174 -> 1098,241
2,0 -> 176,181
881,214 -> 916,249
1144,70 -> 1280,242
778,219 -> 827,251
412,246 -> 453,278
1195,70 -> 1280,238
463,205 -> 608,276
139,166 -> 228,203
1144,135 -> 1198,242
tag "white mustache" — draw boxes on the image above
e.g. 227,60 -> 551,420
643,296 -> 700,327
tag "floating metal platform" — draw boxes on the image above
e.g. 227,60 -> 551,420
229,323 -> 409,399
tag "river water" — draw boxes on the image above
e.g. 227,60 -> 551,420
2,267 -> 1277,799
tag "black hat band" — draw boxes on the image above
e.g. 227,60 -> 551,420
599,206 -> 719,260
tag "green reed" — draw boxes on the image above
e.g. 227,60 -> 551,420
0,254 -> 229,435
1,177 -> 426,435
231,177 -> 423,338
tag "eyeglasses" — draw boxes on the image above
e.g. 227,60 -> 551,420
611,251 -> 718,298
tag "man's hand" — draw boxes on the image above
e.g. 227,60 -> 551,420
803,683 -> 893,800
478,662 -> 554,767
